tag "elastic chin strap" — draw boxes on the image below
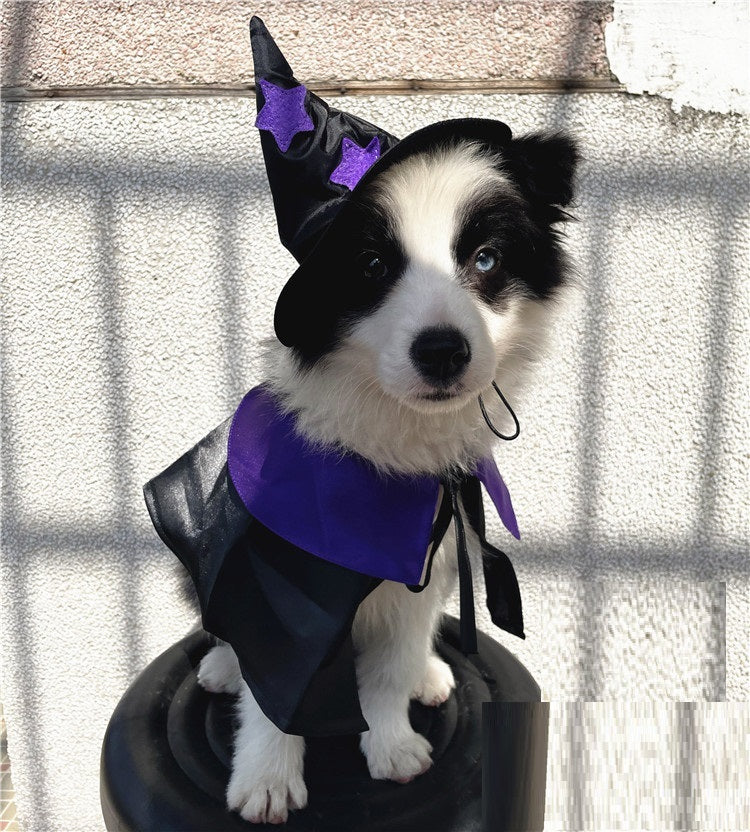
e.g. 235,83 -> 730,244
478,382 -> 520,441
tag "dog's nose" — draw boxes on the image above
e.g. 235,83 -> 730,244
410,326 -> 471,384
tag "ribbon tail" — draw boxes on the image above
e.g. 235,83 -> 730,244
481,538 -> 525,639
459,476 -> 525,640
449,482 -> 478,655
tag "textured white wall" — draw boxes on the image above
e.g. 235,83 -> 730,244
1,90 -> 748,830
606,0 -> 750,115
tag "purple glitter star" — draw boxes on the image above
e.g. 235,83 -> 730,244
255,79 -> 314,152
329,136 -> 381,190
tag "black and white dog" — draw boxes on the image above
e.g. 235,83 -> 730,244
193,133 -> 578,824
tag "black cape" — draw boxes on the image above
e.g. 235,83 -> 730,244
144,419 -> 524,737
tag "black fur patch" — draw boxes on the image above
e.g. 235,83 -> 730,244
454,134 -> 578,305
280,197 -> 407,365
501,133 -> 579,219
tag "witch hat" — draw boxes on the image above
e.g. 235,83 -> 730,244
250,16 -> 400,263
249,16 -> 513,349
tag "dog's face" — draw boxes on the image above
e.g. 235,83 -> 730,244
281,134 -> 578,415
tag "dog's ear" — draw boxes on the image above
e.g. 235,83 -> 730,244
274,249 -> 345,361
275,215 -> 370,362
502,133 -> 579,211
275,201 -> 396,362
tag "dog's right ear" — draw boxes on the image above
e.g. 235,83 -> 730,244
275,215 -> 368,363
502,133 -> 579,213
275,201 -> 394,363
274,247 -> 345,362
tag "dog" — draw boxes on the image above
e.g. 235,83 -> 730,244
189,132 -> 578,824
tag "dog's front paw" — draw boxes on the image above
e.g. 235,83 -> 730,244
197,644 -> 242,695
226,759 -> 307,825
361,729 -> 433,784
412,653 -> 456,707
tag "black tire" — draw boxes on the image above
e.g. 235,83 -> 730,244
101,616 -> 542,832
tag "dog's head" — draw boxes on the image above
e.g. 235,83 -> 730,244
274,133 -> 578,417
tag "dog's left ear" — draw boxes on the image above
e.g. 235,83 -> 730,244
502,133 -> 579,211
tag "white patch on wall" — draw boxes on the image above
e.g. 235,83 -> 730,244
605,0 -> 749,116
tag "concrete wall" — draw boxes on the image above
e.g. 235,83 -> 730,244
2,2 -> 748,830
2,1 -> 614,88
606,0 -> 749,115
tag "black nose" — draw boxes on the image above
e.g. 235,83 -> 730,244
410,326 -> 471,384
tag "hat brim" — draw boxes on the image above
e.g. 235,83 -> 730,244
274,117 -> 513,349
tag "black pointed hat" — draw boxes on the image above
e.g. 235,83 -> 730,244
249,16 -> 513,348
250,16 -> 400,263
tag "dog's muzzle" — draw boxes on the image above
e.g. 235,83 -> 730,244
410,326 -> 471,386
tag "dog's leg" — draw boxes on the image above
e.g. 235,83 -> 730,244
355,599 -> 434,783
197,642 -> 243,695
411,651 -> 456,707
354,542 -> 456,783
410,515 -> 485,707
226,685 -> 307,824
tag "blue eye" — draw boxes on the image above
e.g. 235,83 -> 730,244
475,248 -> 499,273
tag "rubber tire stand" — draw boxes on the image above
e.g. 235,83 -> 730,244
101,616 -> 544,832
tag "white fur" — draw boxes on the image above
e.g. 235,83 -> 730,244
412,653 -> 456,707
352,532 -> 458,782
372,144 -> 508,275
197,641 -> 242,695
262,292 -> 557,475
226,685 -> 308,824
198,142 -> 571,821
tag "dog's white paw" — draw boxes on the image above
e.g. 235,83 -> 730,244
361,729 -> 433,783
412,653 -> 455,707
197,644 -> 242,695
226,757 -> 307,825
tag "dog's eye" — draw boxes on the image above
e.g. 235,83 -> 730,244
359,252 -> 388,280
474,248 -> 499,273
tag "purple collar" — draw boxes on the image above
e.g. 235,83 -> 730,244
227,385 -> 519,586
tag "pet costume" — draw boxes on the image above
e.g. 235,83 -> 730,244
144,17 -> 525,737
